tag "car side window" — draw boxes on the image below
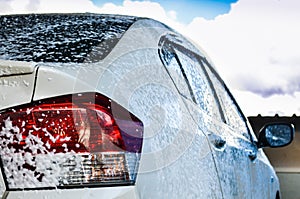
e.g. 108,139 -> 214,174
174,49 -> 222,121
159,35 -> 223,121
204,61 -> 250,139
159,40 -> 195,102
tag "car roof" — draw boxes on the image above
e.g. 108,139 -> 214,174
0,13 -> 220,73
0,13 -> 140,63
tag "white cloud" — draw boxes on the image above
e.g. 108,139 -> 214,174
232,89 -> 300,116
100,0 -> 166,18
183,0 -> 300,115
167,10 -> 177,20
185,0 -> 300,95
98,0 -> 183,30
0,0 -> 184,31
0,0 -> 13,13
0,0 -> 99,14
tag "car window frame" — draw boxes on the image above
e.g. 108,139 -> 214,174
158,36 -> 196,102
201,57 -> 255,142
158,33 -> 225,122
159,33 -> 256,144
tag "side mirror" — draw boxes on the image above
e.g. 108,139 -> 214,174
258,123 -> 295,148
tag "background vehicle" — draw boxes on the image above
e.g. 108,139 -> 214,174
0,13 -> 294,198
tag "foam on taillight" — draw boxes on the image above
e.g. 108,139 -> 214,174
0,93 -> 143,190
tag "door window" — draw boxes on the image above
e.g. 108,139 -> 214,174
175,49 -> 222,121
203,61 -> 256,198
204,61 -> 250,139
159,35 -> 222,121
159,41 -> 194,101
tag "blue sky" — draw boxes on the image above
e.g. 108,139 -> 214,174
92,0 -> 238,23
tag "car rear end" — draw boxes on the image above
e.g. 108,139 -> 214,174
0,13 -> 144,198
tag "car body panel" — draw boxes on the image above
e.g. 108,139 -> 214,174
203,60 -> 280,199
33,63 -> 102,100
6,186 -> 138,199
0,60 -> 37,110
0,60 -> 35,77
250,150 -> 279,199
156,31 -> 281,198
182,91 -> 260,198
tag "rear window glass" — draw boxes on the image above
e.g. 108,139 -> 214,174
0,14 -> 137,63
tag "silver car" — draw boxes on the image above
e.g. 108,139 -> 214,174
0,13 -> 294,199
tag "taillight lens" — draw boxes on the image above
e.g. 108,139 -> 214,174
0,93 -> 143,190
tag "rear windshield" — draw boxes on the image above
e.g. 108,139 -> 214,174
0,14 -> 137,63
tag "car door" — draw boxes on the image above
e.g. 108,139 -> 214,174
203,60 -> 263,198
159,34 -> 260,198
174,49 -> 255,198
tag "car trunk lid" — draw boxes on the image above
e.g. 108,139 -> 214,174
0,60 -> 35,77
0,60 -> 37,110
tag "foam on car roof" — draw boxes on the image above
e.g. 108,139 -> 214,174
0,14 -> 137,63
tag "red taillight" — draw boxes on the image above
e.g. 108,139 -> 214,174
0,93 -> 143,189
